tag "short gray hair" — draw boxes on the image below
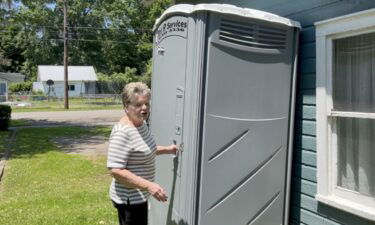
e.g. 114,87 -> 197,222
122,82 -> 151,108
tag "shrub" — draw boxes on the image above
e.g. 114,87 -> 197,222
0,104 -> 11,130
32,90 -> 45,95
8,81 -> 33,93
140,59 -> 152,88
97,68 -> 140,94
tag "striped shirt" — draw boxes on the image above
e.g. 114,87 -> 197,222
107,122 -> 157,205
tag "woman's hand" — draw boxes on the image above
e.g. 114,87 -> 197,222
167,144 -> 178,155
156,144 -> 178,155
147,182 -> 168,202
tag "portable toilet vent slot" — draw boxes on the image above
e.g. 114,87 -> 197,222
219,19 -> 287,50
149,4 -> 300,225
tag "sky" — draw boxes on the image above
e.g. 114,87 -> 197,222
12,1 -> 56,10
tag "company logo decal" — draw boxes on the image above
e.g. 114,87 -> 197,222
156,18 -> 188,43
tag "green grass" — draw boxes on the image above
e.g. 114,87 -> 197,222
10,119 -> 31,127
10,98 -> 123,112
0,131 -> 10,156
0,126 -> 117,225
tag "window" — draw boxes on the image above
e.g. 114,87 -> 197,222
0,82 -> 6,102
68,85 -> 75,91
0,82 -> 6,94
315,8 -> 375,221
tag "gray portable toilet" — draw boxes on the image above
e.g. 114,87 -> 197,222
149,4 -> 300,225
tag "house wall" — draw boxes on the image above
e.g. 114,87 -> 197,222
174,0 -> 375,224
42,81 -> 86,97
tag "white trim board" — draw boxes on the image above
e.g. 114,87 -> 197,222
315,8 -> 375,221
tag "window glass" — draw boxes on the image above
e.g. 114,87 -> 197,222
333,32 -> 375,113
336,117 -> 375,197
0,83 -> 6,94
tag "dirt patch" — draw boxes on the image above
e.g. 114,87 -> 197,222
52,135 -> 109,159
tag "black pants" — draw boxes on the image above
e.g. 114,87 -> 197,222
112,200 -> 148,225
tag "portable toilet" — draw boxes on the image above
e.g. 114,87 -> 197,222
149,4 -> 300,225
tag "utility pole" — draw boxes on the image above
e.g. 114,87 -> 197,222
63,0 -> 69,109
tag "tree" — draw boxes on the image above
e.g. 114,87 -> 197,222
0,0 -> 14,71
0,0 -> 13,10
140,58 -> 152,87
0,0 -> 171,80
97,67 -> 140,94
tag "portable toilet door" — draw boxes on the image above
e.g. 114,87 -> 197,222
150,4 -> 300,225
197,9 -> 300,225
149,14 -> 189,225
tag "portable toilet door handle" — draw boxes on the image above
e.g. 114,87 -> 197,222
172,140 -> 184,158
174,86 -> 184,158
173,140 -> 178,158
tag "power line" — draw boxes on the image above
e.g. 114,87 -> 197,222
0,25 -> 144,31
0,31 -> 139,43
4,48 -> 23,57
43,38 -> 135,44
0,29 -> 128,34
0,34 -> 137,43
0,29 -> 142,36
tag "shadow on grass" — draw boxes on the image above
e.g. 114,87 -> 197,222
53,135 -> 108,156
0,130 -> 11,156
10,126 -> 112,159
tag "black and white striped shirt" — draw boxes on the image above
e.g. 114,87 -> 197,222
107,122 -> 157,205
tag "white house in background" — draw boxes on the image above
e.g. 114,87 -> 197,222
33,65 -> 97,97
0,72 -> 26,102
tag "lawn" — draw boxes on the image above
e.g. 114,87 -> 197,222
10,119 -> 31,127
0,126 -> 117,225
0,131 -> 10,157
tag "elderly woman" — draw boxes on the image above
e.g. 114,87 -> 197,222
107,82 -> 177,225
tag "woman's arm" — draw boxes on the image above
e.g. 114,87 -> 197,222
156,144 -> 178,155
110,168 -> 168,202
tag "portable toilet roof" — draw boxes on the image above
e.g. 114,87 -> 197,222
153,4 -> 301,31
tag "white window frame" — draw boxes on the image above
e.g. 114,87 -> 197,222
315,8 -> 375,221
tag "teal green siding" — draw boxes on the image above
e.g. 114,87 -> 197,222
175,0 -> 375,224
